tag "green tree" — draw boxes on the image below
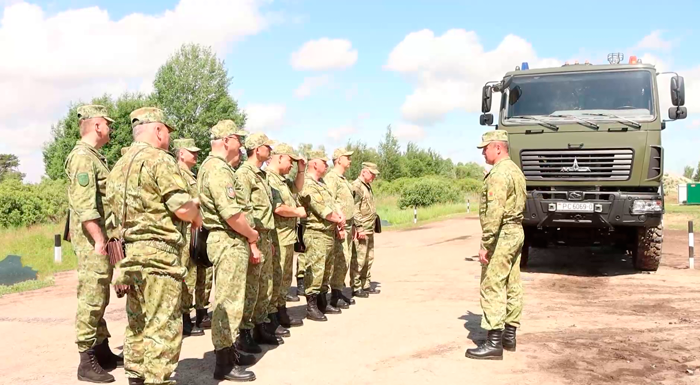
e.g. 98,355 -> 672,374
0,154 -> 25,182
377,125 -> 404,181
153,43 -> 246,160
456,162 -> 485,180
345,140 -> 381,180
694,162 -> 700,182
684,165 -> 694,179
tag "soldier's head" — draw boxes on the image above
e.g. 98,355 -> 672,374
477,130 -> 509,165
77,104 -> 113,148
172,138 -> 201,169
130,107 -> 174,150
270,143 -> 301,175
244,132 -> 276,164
360,162 -> 380,183
306,150 -> 329,178
332,148 -> 353,170
209,120 -> 248,163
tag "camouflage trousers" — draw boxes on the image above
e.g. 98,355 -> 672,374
351,233 -> 374,291
480,225 -> 524,331
122,249 -> 183,385
296,249 -> 306,279
180,247 -> 213,314
179,243 -> 196,314
208,231 -> 249,350
241,229 -> 274,329
303,229 -> 335,295
330,225 -> 353,290
273,243 -> 295,308
74,246 -> 113,352
195,265 -> 213,310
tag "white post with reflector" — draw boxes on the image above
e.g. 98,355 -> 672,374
54,234 -> 62,264
689,221 -> 695,270
413,206 -> 417,224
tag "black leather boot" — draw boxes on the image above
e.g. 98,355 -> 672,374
318,291 -> 341,314
214,347 -> 256,382
502,324 -> 517,352
339,289 -> 356,305
77,349 -> 115,383
286,292 -> 300,302
305,294 -> 327,321
94,339 -> 123,371
366,285 -> 381,294
183,312 -> 205,336
235,329 -> 262,354
465,329 -> 504,360
277,305 -> 303,328
296,276 -> 305,296
253,323 -> 282,345
330,289 -> 350,309
352,289 -> 369,298
196,308 -> 212,329
232,345 -> 257,366
268,312 -> 291,338
128,378 -> 145,385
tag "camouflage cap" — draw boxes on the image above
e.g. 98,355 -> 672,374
77,104 -> 114,123
477,130 -> 508,149
307,149 -> 329,163
332,148 -> 354,160
130,107 -> 174,132
273,143 -> 301,161
244,132 -> 277,150
210,120 -> 248,140
362,161 -> 380,175
172,138 -> 201,153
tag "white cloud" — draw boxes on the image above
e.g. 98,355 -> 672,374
294,74 -> 331,98
635,30 -> 675,52
0,0 -> 269,182
384,29 -> 561,125
393,123 -> 425,141
327,125 -> 356,141
290,38 -> 357,71
345,83 -> 358,101
243,103 -> 286,132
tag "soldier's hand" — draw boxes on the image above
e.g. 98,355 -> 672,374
297,158 -> 306,169
250,244 -> 261,265
248,230 -> 259,245
337,227 -> 346,240
356,230 -> 366,240
191,213 -> 203,229
479,249 -> 489,264
296,207 -> 307,218
94,241 -> 108,256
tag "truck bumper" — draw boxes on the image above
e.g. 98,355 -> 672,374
523,190 -> 663,229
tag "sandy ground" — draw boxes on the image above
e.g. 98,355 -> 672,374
1,218 -> 700,385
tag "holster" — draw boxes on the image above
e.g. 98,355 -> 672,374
190,227 -> 213,268
374,215 -> 382,234
63,210 -> 71,242
294,221 -> 306,253
106,238 -> 130,298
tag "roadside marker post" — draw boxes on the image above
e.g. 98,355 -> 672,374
467,199 -> 471,214
54,234 -> 62,264
689,221 -> 695,270
413,206 -> 417,224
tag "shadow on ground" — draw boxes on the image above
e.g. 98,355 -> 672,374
458,311 -> 484,344
522,245 -> 642,278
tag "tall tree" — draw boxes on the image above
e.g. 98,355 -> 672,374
694,162 -> 700,182
152,43 -> 246,161
345,140 -> 381,180
0,154 -> 25,182
377,125 -> 403,181
684,165 -> 694,179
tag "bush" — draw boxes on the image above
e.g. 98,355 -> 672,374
397,177 -> 462,209
0,178 -> 67,228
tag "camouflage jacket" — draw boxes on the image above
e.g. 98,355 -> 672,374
235,162 -> 281,231
324,168 -> 354,227
299,175 -> 336,232
479,157 -> 526,252
198,155 -> 254,240
352,178 -> 376,234
267,169 -> 299,246
177,162 -> 198,239
64,141 -> 110,249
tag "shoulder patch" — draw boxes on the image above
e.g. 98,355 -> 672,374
226,185 -> 236,199
77,172 -> 90,187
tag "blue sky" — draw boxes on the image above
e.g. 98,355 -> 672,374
1,0 -> 700,181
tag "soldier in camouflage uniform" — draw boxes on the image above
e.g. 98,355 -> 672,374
326,148 -> 357,309
172,138 -> 206,337
66,105 -> 122,383
105,107 -> 203,385
298,150 -> 346,321
197,120 -> 257,381
266,143 -> 306,328
351,162 -> 380,298
466,130 -> 526,360
235,132 -> 285,351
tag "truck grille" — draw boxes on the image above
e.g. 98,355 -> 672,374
520,149 -> 633,181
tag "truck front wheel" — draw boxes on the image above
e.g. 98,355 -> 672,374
632,225 -> 663,271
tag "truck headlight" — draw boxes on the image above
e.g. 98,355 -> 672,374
632,200 -> 663,214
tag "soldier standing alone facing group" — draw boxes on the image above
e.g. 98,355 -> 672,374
466,130 -> 526,361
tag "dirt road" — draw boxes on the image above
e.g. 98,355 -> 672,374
1,218 -> 699,385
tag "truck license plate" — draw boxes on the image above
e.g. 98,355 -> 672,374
556,202 -> 594,212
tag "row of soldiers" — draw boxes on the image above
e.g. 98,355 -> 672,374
65,105 -> 381,384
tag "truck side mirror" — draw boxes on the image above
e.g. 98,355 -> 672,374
481,85 -> 492,113
669,106 -> 687,120
670,75 -> 685,106
480,114 -> 494,126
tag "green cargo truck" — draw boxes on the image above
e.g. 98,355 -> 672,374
479,53 -> 687,271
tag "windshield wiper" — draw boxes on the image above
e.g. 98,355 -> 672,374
581,113 -> 642,129
509,116 -> 559,131
548,114 -> 599,130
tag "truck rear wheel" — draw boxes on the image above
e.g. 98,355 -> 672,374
632,225 -> 663,271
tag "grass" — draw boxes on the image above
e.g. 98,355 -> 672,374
663,202 -> 700,231
376,193 -> 480,230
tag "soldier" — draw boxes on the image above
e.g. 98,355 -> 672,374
235,132 -> 285,353
325,148 -> 357,309
66,104 -> 122,383
465,130 -> 526,360
351,162 -> 380,298
105,107 -> 203,385
298,150 -> 346,321
266,143 -> 306,328
197,120 -> 257,381
172,138 -> 206,337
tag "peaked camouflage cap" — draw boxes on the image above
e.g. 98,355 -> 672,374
130,107 -> 174,132
273,143 -> 301,161
307,149 -> 329,163
362,161 -> 380,175
172,138 -> 201,153
77,104 -> 114,123
332,148 -> 354,160
210,120 -> 248,140
477,130 -> 508,149
245,132 -> 277,150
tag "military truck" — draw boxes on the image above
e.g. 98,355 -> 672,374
479,53 -> 687,271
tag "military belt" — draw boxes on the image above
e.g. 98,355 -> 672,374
125,240 -> 181,255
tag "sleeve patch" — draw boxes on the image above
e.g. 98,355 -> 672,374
226,185 -> 236,199
77,172 -> 90,187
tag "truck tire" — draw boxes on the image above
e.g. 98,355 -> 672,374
632,225 -> 662,271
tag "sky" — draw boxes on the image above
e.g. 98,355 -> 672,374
2,0 -> 700,182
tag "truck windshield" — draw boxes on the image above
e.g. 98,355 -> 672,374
504,70 -> 655,120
